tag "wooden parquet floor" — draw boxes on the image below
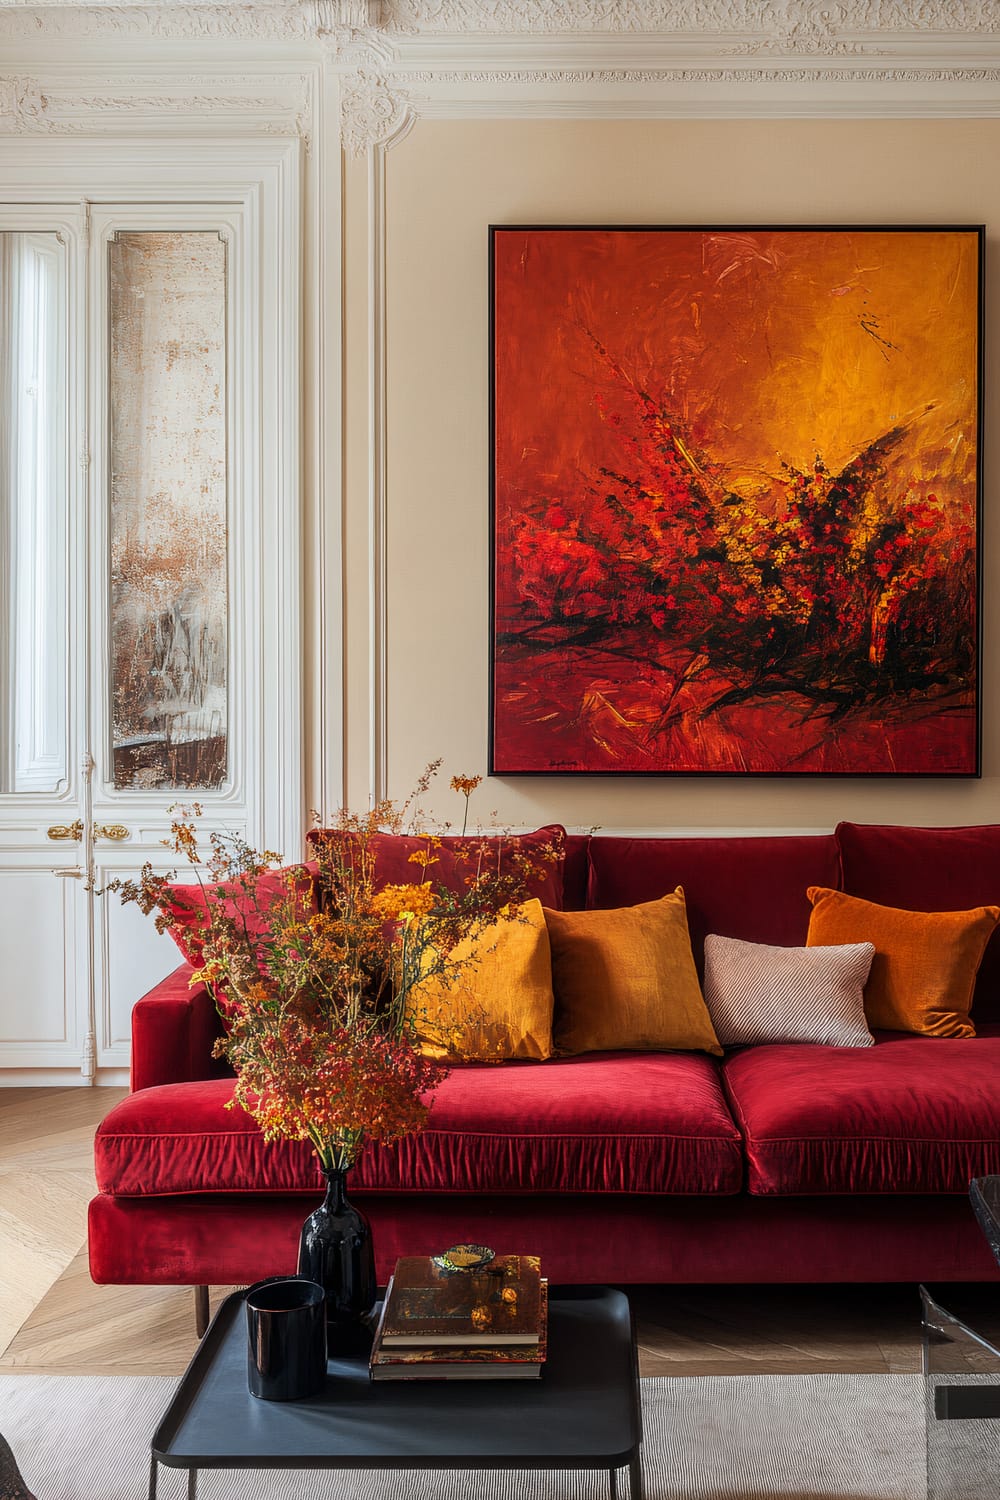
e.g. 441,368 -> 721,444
0,1086 -> 126,1359
0,1087 -> 925,1378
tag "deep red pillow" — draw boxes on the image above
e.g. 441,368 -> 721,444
162,862 -> 319,970
586,834 -> 841,976
307,826 -> 567,909
837,822 -> 1000,1021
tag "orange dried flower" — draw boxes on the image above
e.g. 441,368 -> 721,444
372,883 -> 437,924
450,774 -> 482,797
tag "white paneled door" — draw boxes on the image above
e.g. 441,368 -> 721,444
0,144 -> 302,1084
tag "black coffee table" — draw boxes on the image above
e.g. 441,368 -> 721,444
149,1285 -> 643,1499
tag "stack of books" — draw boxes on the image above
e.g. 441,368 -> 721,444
369,1253 -> 548,1381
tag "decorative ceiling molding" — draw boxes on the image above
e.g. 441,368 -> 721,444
384,0 -> 1000,33
1,0 -> 1000,144
0,5 -> 315,39
0,69 -> 312,137
0,0 -> 998,43
402,65 -> 1000,83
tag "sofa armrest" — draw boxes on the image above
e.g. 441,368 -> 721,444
130,964 -> 223,1091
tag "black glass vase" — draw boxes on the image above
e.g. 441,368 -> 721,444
297,1165 -> 376,1355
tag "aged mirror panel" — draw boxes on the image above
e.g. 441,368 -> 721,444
108,229 -> 228,790
0,231 -> 69,795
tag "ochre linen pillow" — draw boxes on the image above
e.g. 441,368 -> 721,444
806,886 -> 1000,1038
406,899 -> 555,1062
545,888 -> 722,1056
703,933 -> 875,1048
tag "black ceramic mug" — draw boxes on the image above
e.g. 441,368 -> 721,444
246,1276 -> 327,1401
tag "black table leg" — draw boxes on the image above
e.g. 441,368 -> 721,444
610,1465 -> 618,1499
187,1468 -> 198,1499
146,1454 -> 157,1500
194,1286 -> 209,1339
629,1453 -> 644,1500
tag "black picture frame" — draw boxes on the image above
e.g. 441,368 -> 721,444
489,224 -> 984,778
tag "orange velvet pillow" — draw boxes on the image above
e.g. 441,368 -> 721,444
806,886 -> 1000,1038
545,888 -> 722,1056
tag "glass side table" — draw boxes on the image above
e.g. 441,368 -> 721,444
922,1178 -> 1000,1500
970,1178 -> 1000,1266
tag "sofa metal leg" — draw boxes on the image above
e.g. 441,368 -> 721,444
194,1285 -> 210,1338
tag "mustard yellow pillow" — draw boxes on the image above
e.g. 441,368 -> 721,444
806,885 -> 1000,1038
406,899 -> 554,1061
545,888 -> 722,1056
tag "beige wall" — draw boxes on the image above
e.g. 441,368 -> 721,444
341,118 -> 995,832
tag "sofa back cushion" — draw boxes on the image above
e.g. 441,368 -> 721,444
561,834 -> 591,911
308,825 -> 567,909
586,834 -> 841,974
837,822 -> 1000,1022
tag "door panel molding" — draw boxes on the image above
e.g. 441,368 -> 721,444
0,864 -> 82,1064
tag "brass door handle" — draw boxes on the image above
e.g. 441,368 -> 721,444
48,820 -> 84,841
94,823 -> 130,841
53,867 -> 84,878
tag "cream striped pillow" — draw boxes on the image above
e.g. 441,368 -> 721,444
703,934 -> 876,1048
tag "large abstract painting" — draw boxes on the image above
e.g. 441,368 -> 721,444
491,226 -> 982,776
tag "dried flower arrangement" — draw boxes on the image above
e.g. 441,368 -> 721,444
112,764 -> 558,1174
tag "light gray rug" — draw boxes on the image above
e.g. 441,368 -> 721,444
0,1372 -> 926,1500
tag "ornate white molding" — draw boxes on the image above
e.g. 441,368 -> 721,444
402,64 -> 1000,83
725,34 -> 881,56
384,0 -> 1000,32
0,0 -> 998,44
0,76 -> 50,131
0,70 -> 313,139
313,0 -> 383,26
314,0 -> 393,54
340,67 -> 415,153
0,1 -> 384,41
0,5 -> 314,41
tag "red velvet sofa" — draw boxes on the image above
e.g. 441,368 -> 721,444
88,822 -> 1000,1296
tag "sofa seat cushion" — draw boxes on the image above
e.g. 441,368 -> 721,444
97,1053 -> 743,1198
723,1023 -> 1000,1195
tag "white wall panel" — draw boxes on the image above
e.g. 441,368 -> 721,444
0,867 -> 77,1054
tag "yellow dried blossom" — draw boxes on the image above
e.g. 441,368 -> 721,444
371,883 -> 437,923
